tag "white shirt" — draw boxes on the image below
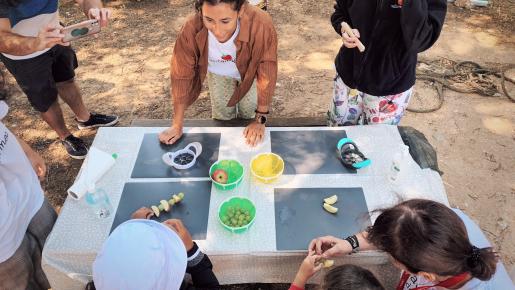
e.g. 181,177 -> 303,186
400,209 -> 515,290
0,101 -> 44,262
207,21 -> 241,80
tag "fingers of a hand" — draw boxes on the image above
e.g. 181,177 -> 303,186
165,219 -> 184,230
314,263 -> 323,272
43,24 -> 60,32
168,134 -> 181,145
100,9 -> 108,26
342,32 -> 352,42
243,127 -> 249,137
308,239 -> 317,252
159,131 -> 169,143
44,29 -> 64,38
343,41 -> 358,48
254,129 -> 264,145
316,239 -> 324,254
89,9 -> 100,19
40,163 -> 47,178
322,246 -> 340,258
353,29 -> 360,38
248,132 -> 257,147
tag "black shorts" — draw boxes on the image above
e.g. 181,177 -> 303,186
0,45 -> 78,112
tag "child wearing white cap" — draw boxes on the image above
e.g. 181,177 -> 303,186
89,208 -> 219,290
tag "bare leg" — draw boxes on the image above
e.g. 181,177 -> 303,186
56,79 -> 90,122
40,101 -> 72,140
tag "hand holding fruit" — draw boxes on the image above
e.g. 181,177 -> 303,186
292,249 -> 323,288
163,219 -> 194,251
309,235 -> 352,258
131,207 -> 154,219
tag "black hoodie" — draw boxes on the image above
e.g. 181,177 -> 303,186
331,0 -> 447,96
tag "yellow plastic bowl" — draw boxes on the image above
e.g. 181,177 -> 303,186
250,153 -> 284,184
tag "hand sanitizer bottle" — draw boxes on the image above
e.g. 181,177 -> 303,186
389,145 -> 410,183
85,184 -> 113,218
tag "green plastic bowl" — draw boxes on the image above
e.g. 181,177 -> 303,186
209,159 -> 244,191
218,197 -> 256,234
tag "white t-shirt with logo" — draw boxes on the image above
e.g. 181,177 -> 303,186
207,21 -> 241,80
0,101 -> 44,263
399,209 -> 515,290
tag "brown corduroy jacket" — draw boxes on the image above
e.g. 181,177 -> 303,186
170,3 -> 278,108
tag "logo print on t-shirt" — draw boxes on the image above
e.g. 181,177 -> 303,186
0,131 -> 8,158
221,54 -> 233,62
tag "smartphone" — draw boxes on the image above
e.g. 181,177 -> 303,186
62,19 -> 101,42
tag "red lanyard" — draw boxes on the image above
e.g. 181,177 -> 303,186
396,271 -> 471,290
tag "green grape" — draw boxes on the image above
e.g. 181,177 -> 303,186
221,216 -> 228,223
238,215 -> 244,221
231,218 -> 237,225
245,216 -> 251,223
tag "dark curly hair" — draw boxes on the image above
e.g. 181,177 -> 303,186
195,0 -> 246,12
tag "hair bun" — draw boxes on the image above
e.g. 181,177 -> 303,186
467,246 -> 481,268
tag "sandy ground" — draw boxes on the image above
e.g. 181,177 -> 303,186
1,0 -> 514,285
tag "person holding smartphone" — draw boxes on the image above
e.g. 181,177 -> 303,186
327,0 -> 446,126
0,0 -> 118,159
159,0 -> 278,147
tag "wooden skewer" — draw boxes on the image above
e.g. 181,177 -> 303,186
341,22 -> 365,53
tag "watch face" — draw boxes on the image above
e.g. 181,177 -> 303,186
259,115 -> 267,124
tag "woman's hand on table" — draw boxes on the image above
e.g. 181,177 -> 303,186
293,249 -> 323,288
309,235 -> 352,258
163,219 -> 194,251
159,125 -> 183,145
131,207 -> 154,219
243,121 -> 265,147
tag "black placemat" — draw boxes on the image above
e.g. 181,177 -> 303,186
111,181 -> 212,240
131,133 -> 221,178
274,187 -> 370,251
270,130 -> 356,175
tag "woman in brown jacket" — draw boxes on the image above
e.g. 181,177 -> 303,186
159,0 -> 278,147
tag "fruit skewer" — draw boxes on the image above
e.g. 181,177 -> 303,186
150,192 -> 185,217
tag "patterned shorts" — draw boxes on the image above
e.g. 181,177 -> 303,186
0,198 -> 57,290
207,72 -> 257,120
327,73 -> 413,126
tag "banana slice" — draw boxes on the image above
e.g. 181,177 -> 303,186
151,206 -> 160,217
168,198 -> 176,206
323,259 -> 334,268
160,200 -> 170,212
323,195 -> 338,205
178,192 -> 185,200
172,195 -> 181,204
158,204 -> 164,211
323,203 -> 338,214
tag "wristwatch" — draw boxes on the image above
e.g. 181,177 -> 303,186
256,114 -> 267,125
